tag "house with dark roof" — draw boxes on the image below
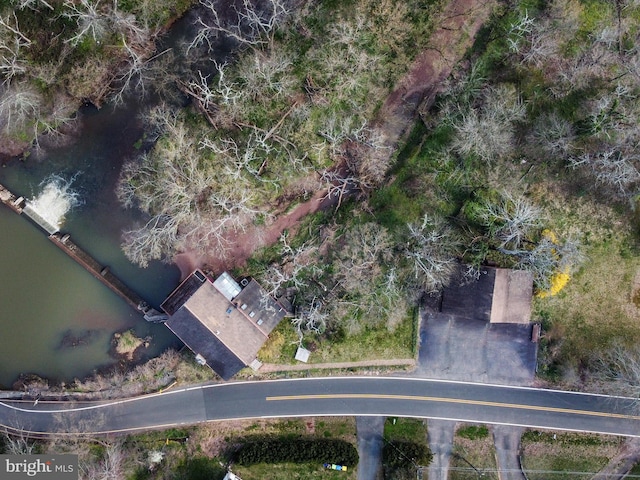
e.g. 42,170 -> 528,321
440,267 -> 533,324
161,270 -> 290,380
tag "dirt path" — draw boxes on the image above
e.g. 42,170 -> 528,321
376,0 -> 498,149
174,0 -> 498,276
590,437 -> 640,480
173,188 -> 328,276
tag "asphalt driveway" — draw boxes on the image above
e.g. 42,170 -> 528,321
416,308 -> 537,386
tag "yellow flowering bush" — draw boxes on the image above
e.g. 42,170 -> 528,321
537,266 -> 570,298
541,228 -> 558,244
535,230 -> 572,298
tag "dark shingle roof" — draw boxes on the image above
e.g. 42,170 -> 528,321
441,268 -> 496,321
161,272 -> 206,315
232,279 -> 289,334
166,308 -> 245,380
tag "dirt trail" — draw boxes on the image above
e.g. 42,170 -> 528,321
377,0 -> 498,148
173,187 -> 329,276
177,0 -> 498,276
590,437 -> 640,480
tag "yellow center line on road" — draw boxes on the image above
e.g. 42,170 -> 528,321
266,393 -> 640,421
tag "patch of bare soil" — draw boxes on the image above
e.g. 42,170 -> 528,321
377,0 -> 498,147
178,187 -> 329,275
176,0 -> 498,275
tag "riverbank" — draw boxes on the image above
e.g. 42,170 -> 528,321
0,0 -> 197,159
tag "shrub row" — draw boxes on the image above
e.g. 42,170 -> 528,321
235,436 -> 359,466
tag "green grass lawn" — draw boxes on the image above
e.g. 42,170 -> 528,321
384,418 -> 428,444
528,176 -> 640,381
258,308 -> 417,365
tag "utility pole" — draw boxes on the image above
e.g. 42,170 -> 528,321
453,452 -> 484,478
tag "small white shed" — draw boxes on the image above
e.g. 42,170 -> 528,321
295,346 -> 311,363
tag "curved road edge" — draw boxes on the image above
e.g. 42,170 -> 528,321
1,376 -> 639,437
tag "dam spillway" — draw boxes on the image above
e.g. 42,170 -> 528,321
22,203 -> 61,234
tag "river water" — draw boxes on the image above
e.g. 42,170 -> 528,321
0,5 -> 237,389
0,103 -> 182,389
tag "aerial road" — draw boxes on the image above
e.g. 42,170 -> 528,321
1,377 -> 638,437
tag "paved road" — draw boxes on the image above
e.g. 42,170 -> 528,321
1,377 -> 639,437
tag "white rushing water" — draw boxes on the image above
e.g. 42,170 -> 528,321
24,175 -> 81,233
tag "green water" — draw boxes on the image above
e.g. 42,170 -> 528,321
0,105 -> 182,389
0,206 -> 138,385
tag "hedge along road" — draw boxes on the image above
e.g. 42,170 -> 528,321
1,377 -> 639,437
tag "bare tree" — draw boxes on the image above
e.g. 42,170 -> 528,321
235,47 -> 294,100
121,214 -> 180,268
12,0 -> 54,10
320,169 -> 357,209
1,430 -> 37,455
569,149 -> 640,198
0,11 -> 31,84
333,222 -> 391,295
318,113 -> 361,155
110,37 -> 158,106
0,82 -> 42,134
528,113 -> 576,157
506,10 -> 535,54
181,61 -> 243,127
188,0 -> 290,53
200,130 -> 279,185
478,192 -> 542,251
291,296 -> 327,340
404,214 -> 460,292
37,94 -> 78,139
0,42 -> 27,84
63,0 -> 110,46
260,232 -> 320,295
514,235 -> 583,291
119,106 -> 268,265
80,439 -> 125,480
590,340 -> 640,400
451,84 -> 524,162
